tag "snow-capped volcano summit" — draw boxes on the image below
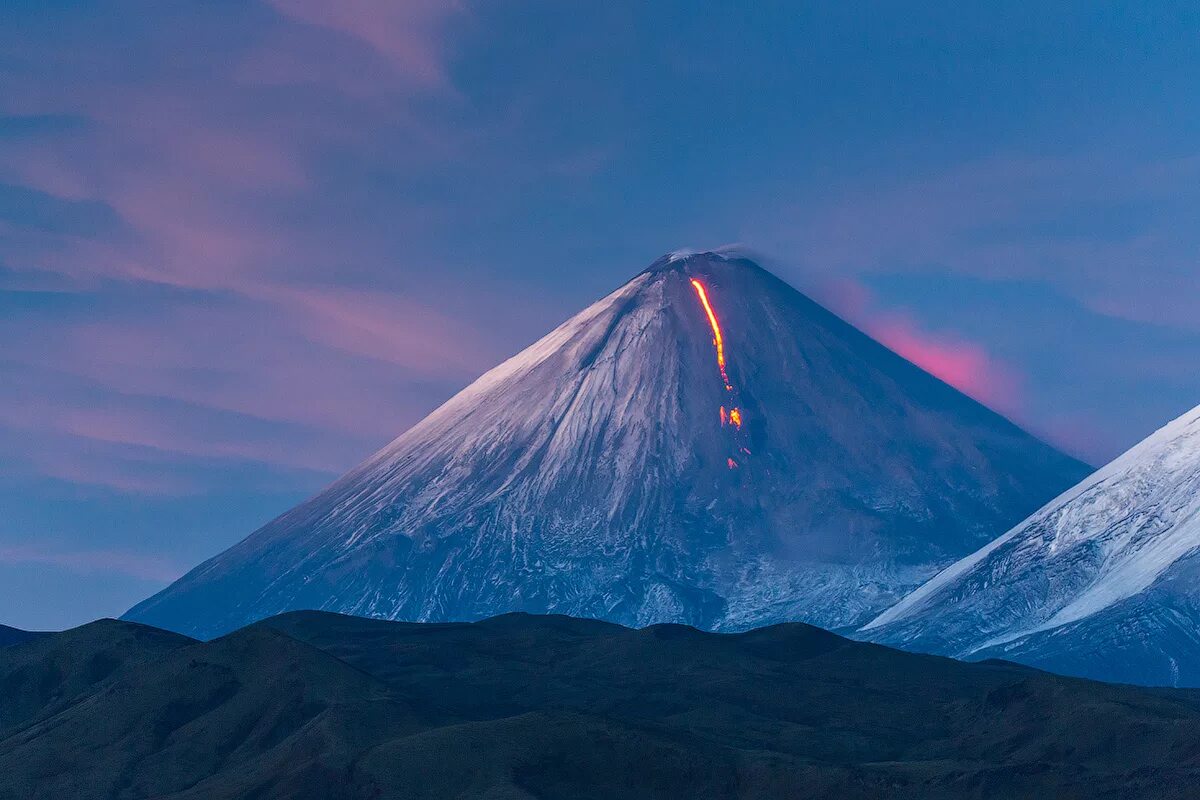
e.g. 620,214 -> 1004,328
125,252 -> 1087,639
863,403 -> 1200,686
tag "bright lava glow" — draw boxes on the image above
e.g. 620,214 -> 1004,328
690,278 -> 748,470
690,279 -> 733,391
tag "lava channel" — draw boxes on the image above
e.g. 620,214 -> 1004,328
690,278 -> 748,468
690,279 -> 733,392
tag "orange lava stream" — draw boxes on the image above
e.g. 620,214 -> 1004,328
690,278 -> 747,468
690,279 -> 733,391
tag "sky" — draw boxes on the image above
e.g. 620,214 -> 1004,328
1,1 -> 1198,630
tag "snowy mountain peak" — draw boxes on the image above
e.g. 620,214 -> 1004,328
659,246 -> 752,267
862,403 -> 1200,686
125,252 -> 1087,640
664,248 -> 698,263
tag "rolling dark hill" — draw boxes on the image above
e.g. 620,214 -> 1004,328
0,623 -> 45,648
0,619 -> 191,734
3,611 -> 1200,799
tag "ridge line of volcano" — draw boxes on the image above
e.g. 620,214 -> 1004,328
490,282 -> 648,498
121,250 -> 1092,641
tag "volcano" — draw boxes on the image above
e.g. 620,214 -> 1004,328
126,251 -> 1088,639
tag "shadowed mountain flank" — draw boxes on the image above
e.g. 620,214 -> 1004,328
0,624 -> 46,649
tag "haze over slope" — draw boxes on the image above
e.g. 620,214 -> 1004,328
127,252 -> 1088,639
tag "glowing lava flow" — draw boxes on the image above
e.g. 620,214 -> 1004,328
690,279 -> 733,392
690,279 -> 747,467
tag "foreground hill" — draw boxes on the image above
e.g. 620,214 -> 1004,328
127,251 -> 1087,639
0,623 -> 44,648
863,403 -> 1200,686
3,611 -> 1200,799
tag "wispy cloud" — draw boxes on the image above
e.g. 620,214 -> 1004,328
0,543 -> 182,582
766,153 -> 1200,331
0,1 -> 512,495
263,0 -> 465,88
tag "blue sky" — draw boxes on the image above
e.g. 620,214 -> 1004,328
1,1 -> 1198,629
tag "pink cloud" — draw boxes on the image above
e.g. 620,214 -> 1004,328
0,2 -> 632,504
0,259 -> 533,494
10,445 -> 203,497
821,278 -> 1024,415
264,0 -> 466,87
0,1 -> 527,497
53,406 -> 340,475
0,1 -> 471,295
0,311 -> 475,460
870,315 -> 1023,413
266,284 -> 497,372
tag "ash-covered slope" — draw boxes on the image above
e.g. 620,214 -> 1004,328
126,251 -> 1087,639
863,404 -> 1200,686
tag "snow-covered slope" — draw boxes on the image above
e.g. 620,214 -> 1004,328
862,404 -> 1200,686
125,252 -> 1088,640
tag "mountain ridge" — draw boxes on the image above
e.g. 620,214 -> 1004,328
863,402 -> 1200,686
126,251 -> 1089,639
0,624 -> 45,648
